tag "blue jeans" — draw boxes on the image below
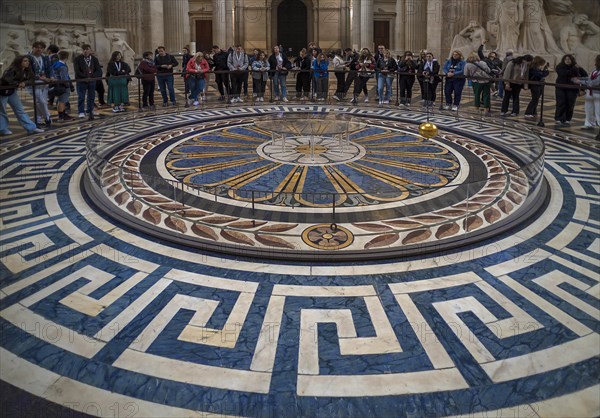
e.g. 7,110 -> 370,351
0,91 -> 38,133
77,80 -> 96,114
444,77 -> 466,106
273,73 -> 287,98
377,75 -> 393,101
497,79 -> 504,98
157,74 -> 176,103
190,77 -> 205,100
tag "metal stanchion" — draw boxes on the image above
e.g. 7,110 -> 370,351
395,72 -> 400,106
537,81 -> 546,127
439,76 -> 445,111
32,81 -> 38,125
137,76 -> 142,112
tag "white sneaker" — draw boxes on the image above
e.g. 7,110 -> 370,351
78,113 -> 85,118
28,128 -> 45,134
238,97 -> 244,103
282,97 -> 288,102
333,95 -> 340,101
1,129 -> 13,135
378,100 -> 383,105
274,96 -> 280,101
364,97 -> 369,103
93,111 -> 100,116
384,100 -> 390,104
193,100 -> 200,106
443,105 -> 450,110
451,105 -> 458,111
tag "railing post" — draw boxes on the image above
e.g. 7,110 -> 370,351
137,75 -> 142,112
32,80 -> 38,125
537,80 -> 545,127
439,75 -> 444,111
395,72 -> 400,106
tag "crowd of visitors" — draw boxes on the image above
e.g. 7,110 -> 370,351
1,39 -> 600,136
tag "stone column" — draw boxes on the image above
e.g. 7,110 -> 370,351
163,0 -> 190,52
103,0 -> 142,53
213,0 -> 226,49
427,0 -> 443,57
350,0 -> 361,50
225,0 -> 234,48
404,0 -> 427,53
360,0 -> 373,51
394,0 -> 405,51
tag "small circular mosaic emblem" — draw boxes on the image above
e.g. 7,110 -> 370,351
302,224 -> 354,250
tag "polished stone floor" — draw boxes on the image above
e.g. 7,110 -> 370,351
0,104 -> 598,417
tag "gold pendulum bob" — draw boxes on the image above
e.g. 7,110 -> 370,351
418,122 -> 438,139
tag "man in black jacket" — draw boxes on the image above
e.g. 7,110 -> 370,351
73,44 -> 101,120
211,45 -> 231,101
154,46 -> 179,106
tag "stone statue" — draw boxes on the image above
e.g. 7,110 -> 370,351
492,0 -> 524,55
72,30 -> 91,56
560,14 -> 600,69
450,21 -> 488,58
104,31 -> 136,67
54,28 -> 72,51
0,31 -> 25,69
518,0 -> 562,55
544,0 -> 575,16
31,28 -> 53,47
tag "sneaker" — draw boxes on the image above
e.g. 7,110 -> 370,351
443,104 -> 451,110
62,114 -> 74,121
563,121 -> 571,126
274,96 -> 280,101
350,98 -> 357,104
384,100 -> 390,104
162,102 -> 168,107
451,105 -> 458,111
509,113 -> 517,117
112,107 -> 120,113
171,101 -> 177,106
524,115 -> 535,120
78,113 -> 85,118
364,97 -> 369,103
318,98 -> 324,101
333,95 -> 340,101
0,129 -> 13,135
500,112 -> 508,116
193,100 -> 200,106
238,97 -> 244,103
92,111 -> 100,116
28,128 -> 44,134
282,97 -> 288,102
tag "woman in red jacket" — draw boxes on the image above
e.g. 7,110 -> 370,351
186,52 -> 210,106
138,51 -> 158,109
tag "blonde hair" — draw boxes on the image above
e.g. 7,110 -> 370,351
194,51 -> 204,62
466,52 -> 479,63
451,50 -> 464,60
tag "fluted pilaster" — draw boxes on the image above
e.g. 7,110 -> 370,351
350,0 -> 361,50
395,0 -> 405,51
103,0 -> 142,53
163,0 -> 190,52
225,0 -> 234,48
360,0 -> 373,51
213,0 -> 226,49
404,0 -> 427,53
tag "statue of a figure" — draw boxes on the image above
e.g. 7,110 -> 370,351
518,0 -> 562,54
104,31 -> 136,67
544,0 -> 575,16
450,21 -> 488,59
560,14 -> 600,69
0,31 -> 25,69
72,30 -> 91,56
31,28 -> 53,47
492,0 -> 524,55
54,28 -> 72,50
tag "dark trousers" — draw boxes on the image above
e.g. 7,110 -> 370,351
231,72 -> 245,97
242,71 -> 249,95
334,72 -> 345,95
525,84 -> 543,116
344,71 -> 357,94
95,80 -> 105,105
353,76 -> 369,97
554,87 -> 578,122
253,78 -> 266,96
444,77 -> 466,105
142,80 -> 155,107
501,83 -> 523,114
296,73 -> 310,95
399,76 -> 415,103
421,80 -> 438,103
77,81 -> 96,114
215,72 -> 230,97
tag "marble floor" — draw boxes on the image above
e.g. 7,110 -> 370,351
0,104 -> 599,417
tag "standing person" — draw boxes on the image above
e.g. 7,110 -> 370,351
27,41 -> 54,127
332,49 -> 346,101
417,51 -> 440,109
443,50 -> 466,111
398,51 -> 417,106
342,48 -> 358,99
51,50 -> 74,122
93,51 -> 106,109
73,44 -> 101,120
181,46 -> 192,98
154,46 -> 179,107
501,54 -> 533,117
0,56 -> 44,135
477,41 -> 502,93
268,45 -> 291,102
376,49 -> 397,104
138,51 -> 157,110
46,44 -> 59,108
374,44 -> 386,100
464,52 -> 493,114
524,56 -> 549,121
227,44 -> 249,103
312,52 -> 329,101
186,51 -> 210,106
251,51 -> 270,102
294,48 -> 311,100
211,45 -> 231,101
555,54 -> 586,126
106,51 -> 131,113
582,55 -> 600,130
351,48 -> 375,104
497,49 -> 514,99
249,49 -> 260,98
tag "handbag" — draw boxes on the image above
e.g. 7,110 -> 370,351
49,83 -> 67,96
0,88 -> 15,96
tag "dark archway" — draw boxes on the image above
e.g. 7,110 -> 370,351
277,0 -> 307,57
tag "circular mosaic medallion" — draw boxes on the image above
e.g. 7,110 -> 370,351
302,224 -> 354,249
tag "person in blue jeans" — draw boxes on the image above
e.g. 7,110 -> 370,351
73,44 -> 101,120
268,45 -> 291,102
376,49 -> 397,104
0,55 -> 44,135
154,46 -> 179,106
312,52 -> 329,100
443,50 -> 466,111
